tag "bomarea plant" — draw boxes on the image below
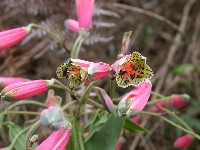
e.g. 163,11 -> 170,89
0,0 -> 199,150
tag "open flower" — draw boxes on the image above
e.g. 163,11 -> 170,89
56,59 -> 111,88
65,19 -> 80,33
0,77 -> 28,89
118,81 -> 152,117
112,52 -> 154,88
152,101 -> 167,113
0,27 -> 31,51
1,79 -> 54,102
174,134 -> 193,149
76,0 -> 94,29
35,128 -> 71,150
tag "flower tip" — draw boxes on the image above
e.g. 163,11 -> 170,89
65,19 -> 80,33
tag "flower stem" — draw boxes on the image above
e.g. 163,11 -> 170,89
71,35 -> 83,58
139,111 -> 200,140
53,78 -> 71,92
25,121 -> 41,150
9,111 -> 40,115
62,101 -> 77,112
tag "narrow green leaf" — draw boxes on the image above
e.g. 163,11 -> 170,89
8,124 -> 38,150
171,64 -> 194,75
124,118 -> 148,132
85,115 -> 125,150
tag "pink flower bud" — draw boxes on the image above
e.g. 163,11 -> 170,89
35,128 -> 71,150
65,19 -> 80,32
45,89 -> 60,106
171,94 -> 190,108
174,134 -> 193,149
132,116 -> 142,125
76,0 -> 94,29
40,106 -> 72,130
1,79 -> 54,102
152,101 -> 167,113
115,141 -> 124,150
0,77 -> 28,88
0,27 -> 31,51
118,81 -> 152,117
95,87 -> 116,116
87,62 -> 112,82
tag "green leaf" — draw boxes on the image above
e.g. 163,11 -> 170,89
9,124 -> 26,150
171,64 -> 194,75
84,112 -> 109,142
124,118 -> 148,133
8,124 -> 38,150
85,115 -> 125,150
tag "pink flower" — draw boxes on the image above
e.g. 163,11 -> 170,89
174,134 -> 193,149
112,52 -> 153,88
0,27 -> 31,51
152,101 -> 167,113
115,141 -> 124,150
65,19 -> 80,32
1,79 -> 54,102
132,116 -> 142,125
0,77 -> 28,88
76,0 -> 94,29
56,59 -> 111,88
35,128 -> 71,150
170,95 -> 189,108
118,81 -> 152,117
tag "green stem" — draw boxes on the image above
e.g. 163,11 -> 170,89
147,97 -> 170,105
73,82 -> 95,150
53,79 -> 71,92
62,101 -> 77,111
109,77 -> 115,99
74,36 -> 85,59
88,98 -> 104,109
9,111 -> 40,115
151,91 -> 166,98
71,35 -> 83,58
162,108 -> 194,132
27,23 -> 63,45
8,100 -> 46,110
140,111 -> 200,140
25,121 -> 41,150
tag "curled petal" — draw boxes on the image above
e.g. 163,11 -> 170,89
111,55 -> 130,73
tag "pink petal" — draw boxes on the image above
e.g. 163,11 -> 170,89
152,101 -> 167,113
35,128 -> 71,150
71,58 -> 94,71
0,77 -> 28,88
88,62 -> 111,81
76,0 -> 94,29
65,19 -> 80,33
111,55 -> 130,73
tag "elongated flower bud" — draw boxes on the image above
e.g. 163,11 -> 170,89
1,79 -> 54,102
40,106 -> 72,130
0,77 -> 28,88
152,101 -> 167,113
0,27 -> 31,51
35,128 -> 71,150
76,0 -> 94,29
170,94 -> 190,108
174,134 -> 193,149
65,19 -> 80,32
118,81 -> 152,117
95,87 -> 116,116
45,89 -> 60,106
